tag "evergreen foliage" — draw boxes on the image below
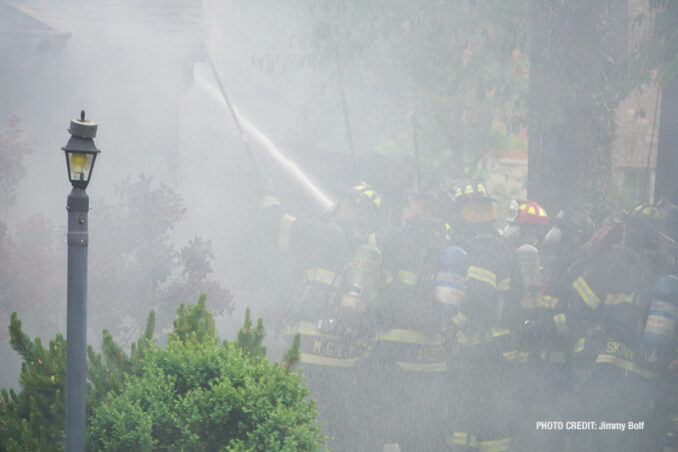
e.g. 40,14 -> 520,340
0,295 -> 324,451
0,313 -> 65,452
169,293 -> 216,344
235,307 -> 267,358
281,333 -> 301,375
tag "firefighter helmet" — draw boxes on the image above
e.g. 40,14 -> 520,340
451,180 -> 493,202
628,204 -> 662,231
450,180 -> 496,224
625,204 -> 663,252
508,200 -> 548,226
347,182 -> 382,214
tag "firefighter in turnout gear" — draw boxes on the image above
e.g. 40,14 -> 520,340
500,200 -> 556,450
643,274 -> 678,451
561,205 -> 661,451
537,204 -> 597,387
443,180 -> 523,451
367,192 -> 449,450
258,181 -> 383,451
503,199 -> 549,319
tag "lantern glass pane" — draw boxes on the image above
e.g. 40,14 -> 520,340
67,152 -> 94,183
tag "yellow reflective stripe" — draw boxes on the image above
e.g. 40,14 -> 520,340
259,195 -> 280,209
396,269 -> 419,286
502,350 -> 528,363
450,432 -> 468,445
368,232 -> 377,246
278,214 -> 297,251
604,292 -> 635,305
305,267 -> 337,286
396,361 -> 446,372
373,329 -> 441,345
572,277 -> 601,310
451,311 -> 468,327
283,321 -> 327,338
553,313 -> 568,335
467,265 -> 497,288
542,295 -> 559,309
498,278 -> 511,292
595,354 -> 655,379
476,437 -> 511,452
299,353 -> 358,368
574,337 -> 585,353
491,328 -> 511,338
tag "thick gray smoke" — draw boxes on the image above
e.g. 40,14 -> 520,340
1,2 -> 669,451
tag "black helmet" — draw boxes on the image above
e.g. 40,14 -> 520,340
552,204 -> 594,245
346,182 -> 382,216
450,180 -> 493,203
625,204 -> 663,252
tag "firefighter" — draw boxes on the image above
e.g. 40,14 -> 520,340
535,205 -> 597,388
642,274 -> 678,451
656,198 -> 678,275
443,180 -> 523,452
502,200 -> 549,318
519,204 -> 596,450
562,204 -> 662,451
540,204 -> 596,301
366,191 -> 449,450
499,200 -> 557,450
258,181 -> 384,451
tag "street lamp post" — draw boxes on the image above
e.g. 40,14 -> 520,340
62,111 -> 100,452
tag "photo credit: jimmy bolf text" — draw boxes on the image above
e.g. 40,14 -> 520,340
536,421 -> 646,431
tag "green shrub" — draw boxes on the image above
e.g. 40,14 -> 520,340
1,294 -> 324,451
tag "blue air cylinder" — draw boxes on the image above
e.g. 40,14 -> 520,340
435,246 -> 468,319
644,275 -> 678,353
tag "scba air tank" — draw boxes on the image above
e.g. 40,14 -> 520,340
338,243 -> 382,313
435,246 -> 468,318
644,275 -> 678,353
517,244 -> 542,309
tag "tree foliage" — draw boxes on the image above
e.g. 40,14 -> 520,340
235,307 -> 267,359
89,175 -> 233,343
0,116 -> 34,222
0,313 -> 66,452
0,171 -> 233,347
0,296 -> 324,451
287,0 -> 530,185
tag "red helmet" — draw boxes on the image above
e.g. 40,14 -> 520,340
508,200 -> 548,226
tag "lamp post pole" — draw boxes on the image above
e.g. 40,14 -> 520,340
65,185 -> 88,452
62,111 -> 100,452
